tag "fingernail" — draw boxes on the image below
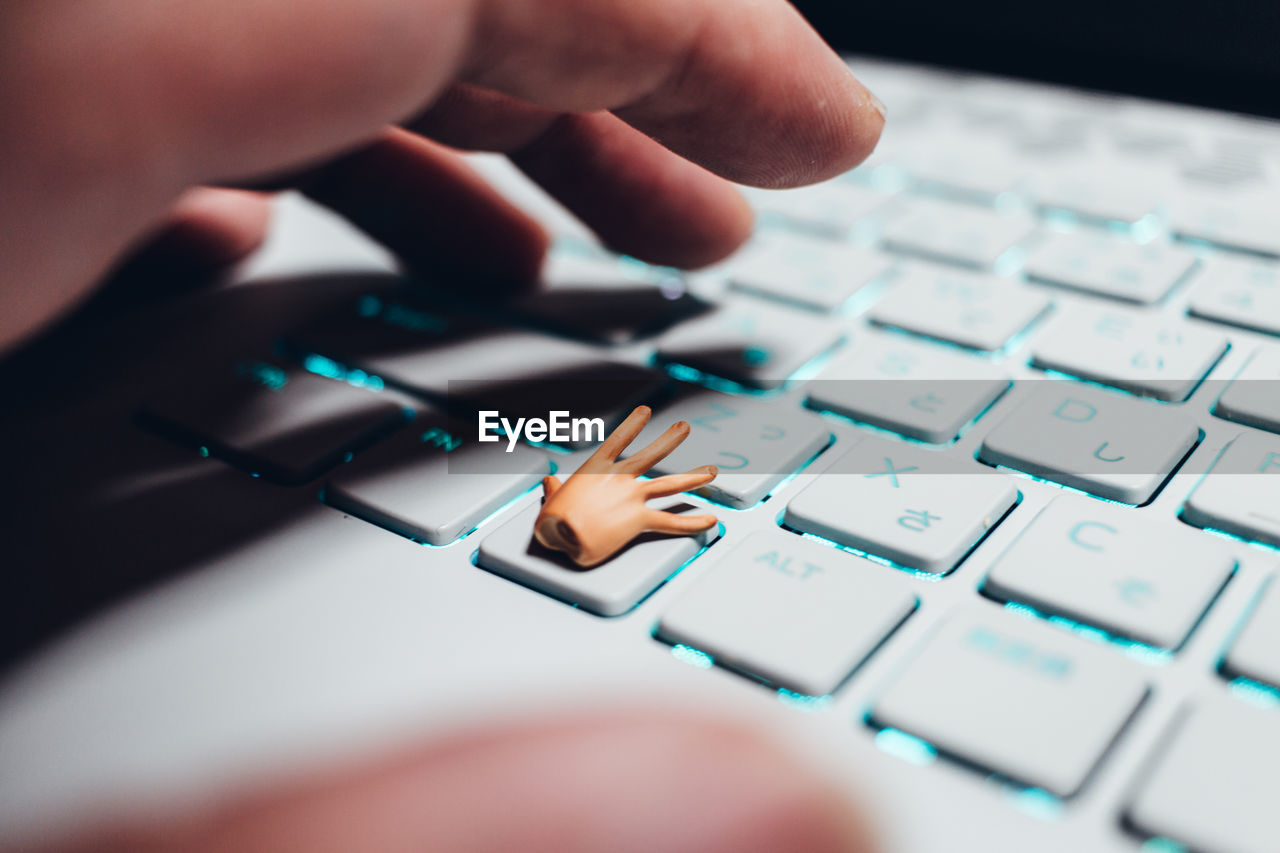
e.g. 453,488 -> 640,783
867,89 -> 887,121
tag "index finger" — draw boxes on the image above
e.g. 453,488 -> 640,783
74,0 -> 881,189
465,0 -> 885,187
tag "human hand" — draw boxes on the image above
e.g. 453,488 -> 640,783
0,0 -> 883,354
3,1 -> 885,849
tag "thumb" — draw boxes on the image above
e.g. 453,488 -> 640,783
541,474 -> 563,499
27,714 -> 877,853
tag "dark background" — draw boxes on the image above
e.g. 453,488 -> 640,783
796,1 -> 1280,118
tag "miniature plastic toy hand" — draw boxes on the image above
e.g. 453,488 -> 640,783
534,406 -> 718,567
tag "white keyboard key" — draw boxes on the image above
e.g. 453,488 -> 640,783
657,531 -> 917,695
1224,579 -> 1280,689
1031,306 -> 1228,401
1188,254 -> 1280,337
507,250 -> 708,344
654,300 -> 845,390
784,438 -> 1018,573
1029,163 -> 1164,226
984,496 -> 1235,648
726,234 -> 894,313
294,296 -> 663,445
138,358 -> 409,485
477,500 -> 718,616
628,392 -> 831,509
869,264 -> 1051,352
742,182 -> 893,238
1182,431 -> 1280,547
902,139 -> 1027,201
979,383 -> 1199,504
325,411 -> 549,545
806,332 -> 1009,443
1216,347 -> 1280,433
1023,231 -> 1197,304
1128,696 -> 1280,853
1172,186 -> 1280,257
881,198 -> 1036,270
871,606 -> 1148,797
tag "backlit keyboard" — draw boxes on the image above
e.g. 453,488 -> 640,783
48,58 -> 1280,853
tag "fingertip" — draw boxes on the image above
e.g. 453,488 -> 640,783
513,112 -> 757,271
153,187 -> 274,267
655,184 -> 755,270
303,130 -> 550,298
823,76 -> 888,181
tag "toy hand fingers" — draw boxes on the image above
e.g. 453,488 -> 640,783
642,465 -> 717,498
541,475 -> 563,499
645,510 -> 718,536
584,405 -> 651,468
619,420 -> 690,475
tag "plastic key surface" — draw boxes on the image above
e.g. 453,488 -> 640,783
654,300 -> 844,390
1023,231 -> 1196,304
138,359 -> 408,485
880,197 -> 1036,270
291,295 -> 665,447
806,331 -> 1009,443
1182,431 -> 1280,547
1188,255 -> 1280,337
657,531 -> 917,695
476,500 -> 718,616
626,391 -> 831,508
900,137 -> 1027,202
1172,186 -> 1280,258
1224,578 -> 1280,690
1031,306 -> 1227,402
870,606 -> 1148,797
726,234 -> 894,313
979,383 -> 1199,504
505,249 -> 709,344
1215,346 -> 1280,433
1127,695 -> 1280,853
984,496 -> 1234,648
741,182 -> 893,238
869,264 -> 1051,352
784,438 -> 1018,573
324,410 -> 549,545
1029,162 -> 1164,226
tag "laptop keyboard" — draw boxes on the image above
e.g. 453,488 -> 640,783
132,59 -> 1280,853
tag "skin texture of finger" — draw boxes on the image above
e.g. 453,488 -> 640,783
417,90 -> 756,268
1,0 -> 880,350
511,112 -> 755,268
470,0 -> 884,187
83,188 -> 273,313
145,188 -> 274,269
413,84 -> 559,152
644,465 -> 718,498
619,420 -> 693,475
301,129 -> 548,291
414,91 -> 747,267
0,0 -> 470,354
27,714 -> 878,853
